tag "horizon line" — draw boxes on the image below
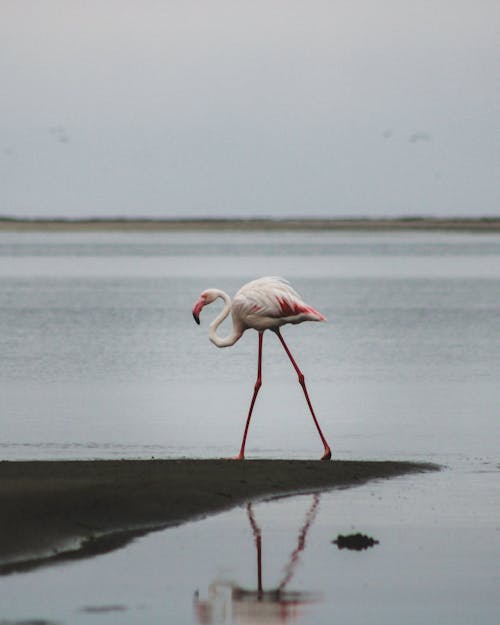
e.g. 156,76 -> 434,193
1,215 -> 499,232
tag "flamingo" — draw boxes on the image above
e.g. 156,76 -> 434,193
192,276 -> 331,460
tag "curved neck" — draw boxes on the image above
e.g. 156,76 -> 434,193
209,290 -> 242,348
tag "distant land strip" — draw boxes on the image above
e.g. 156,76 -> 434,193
0,216 -> 499,232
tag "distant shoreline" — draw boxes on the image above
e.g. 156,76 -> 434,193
0,217 -> 499,232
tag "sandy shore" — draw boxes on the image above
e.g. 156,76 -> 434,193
0,217 -> 499,231
0,459 -> 437,573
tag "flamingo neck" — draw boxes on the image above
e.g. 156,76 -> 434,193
209,290 -> 243,348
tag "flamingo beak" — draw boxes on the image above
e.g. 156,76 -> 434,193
192,297 -> 205,325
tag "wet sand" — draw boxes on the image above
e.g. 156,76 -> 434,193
0,459 -> 437,573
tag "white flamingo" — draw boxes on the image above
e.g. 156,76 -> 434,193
192,276 -> 331,460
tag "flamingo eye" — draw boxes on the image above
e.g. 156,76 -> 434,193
201,291 -> 216,304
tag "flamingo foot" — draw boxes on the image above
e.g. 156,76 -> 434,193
321,447 -> 332,461
225,453 -> 245,461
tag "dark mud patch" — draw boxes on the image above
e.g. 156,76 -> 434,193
333,533 -> 380,550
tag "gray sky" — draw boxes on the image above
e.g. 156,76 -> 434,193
1,0 -> 499,219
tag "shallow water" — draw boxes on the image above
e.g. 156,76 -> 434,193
0,466 -> 498,624
0,230 -> 499,623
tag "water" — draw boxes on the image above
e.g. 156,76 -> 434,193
0,229 -> 499,623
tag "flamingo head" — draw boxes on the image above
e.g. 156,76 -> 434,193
192,290 -> 218,325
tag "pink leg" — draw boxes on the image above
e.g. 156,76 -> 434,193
275,329 -> 332,460
235,331 -> 264,460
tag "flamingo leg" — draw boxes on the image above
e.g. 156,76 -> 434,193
275,329 -> 332,461
235,331 -> 264,460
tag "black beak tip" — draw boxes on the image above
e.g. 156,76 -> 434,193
193,312 -> 200,325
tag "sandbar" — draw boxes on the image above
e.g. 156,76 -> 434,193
0,459 -> 437,573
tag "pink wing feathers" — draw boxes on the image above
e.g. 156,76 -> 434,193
232,277 -> 325,330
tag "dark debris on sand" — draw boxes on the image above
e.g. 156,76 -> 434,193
332,533 -> 379,550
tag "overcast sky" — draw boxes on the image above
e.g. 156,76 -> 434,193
1,1 -> 499,219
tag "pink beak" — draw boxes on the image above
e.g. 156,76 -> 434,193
192,297 -> 205,325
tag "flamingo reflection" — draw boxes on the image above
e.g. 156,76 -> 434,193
194,494 -> 321,624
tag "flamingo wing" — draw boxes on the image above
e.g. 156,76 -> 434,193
233,277 -> 325,329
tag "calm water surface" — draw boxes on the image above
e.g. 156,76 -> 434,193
0,230 -> 499,623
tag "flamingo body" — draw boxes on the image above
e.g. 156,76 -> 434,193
192,276 -> 331,460
231,277 -> 325,332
